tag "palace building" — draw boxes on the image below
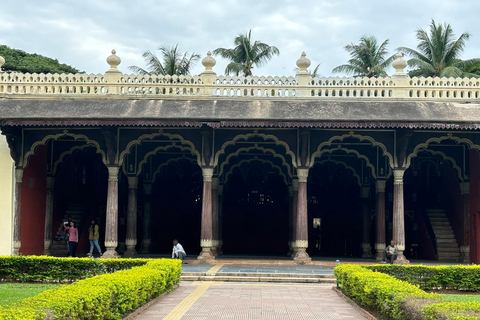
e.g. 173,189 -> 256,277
1,50 -> 480,263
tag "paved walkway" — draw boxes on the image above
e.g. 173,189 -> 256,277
134,281 -> 367,320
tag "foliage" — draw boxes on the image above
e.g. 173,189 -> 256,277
0,258 -> 181,320
367,265 -> 480,291
422,301 -> 480,320
332,35 -> 394,77
129,44 -> 200,76
398,20 -> 480,78
0,45 -> 81,74
442,295 -> 480,303
0,256 -> 148,282
0,283 -> 61,307
213,29 -> 280,77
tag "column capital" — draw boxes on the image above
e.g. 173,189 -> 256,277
297,168 -> 309,183
127,176 -> 138,189
107,166 -> 120,181
376,180 -> 386,193
46,176 -> 55,189
202,167 -> 214,182
393,169 -> 405,185
460,182 -> 470,195
15,168 -> 24,181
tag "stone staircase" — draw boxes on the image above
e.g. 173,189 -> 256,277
427,209 -> 462,261
181,272 -> 336,283
51,203 -> 87,256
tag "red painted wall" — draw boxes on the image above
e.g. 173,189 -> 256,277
469,150 -> 480,263
20,146 -> 47,255
443,165 -> 463,245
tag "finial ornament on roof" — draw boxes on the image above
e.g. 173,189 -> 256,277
106,49 -> 121,73
0,55 -> 5,70
296,52 -> 311,74
392,52 -> 407,76
202,51 -> 216,73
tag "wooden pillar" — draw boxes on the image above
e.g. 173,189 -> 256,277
393,169 -> 409,264
293,168 -> 311,264
103,166 -> 120,258
217,184 -> 224,255
141,183 -> 152,253
198,167 -> 215,261
375,180 -> 386,260
361,187 -> 373,258
460,182 -> 470,262
290,179 -> 299,257
124,176 -> 138,257
13,168 -> 24,255
43,176 -> 55,255
211,177 -> 219,256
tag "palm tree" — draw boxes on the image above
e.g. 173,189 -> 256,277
332,36 -> 394,77
129,44 -> 200,76
398,20 -> 480,78
213,30 -> 280,76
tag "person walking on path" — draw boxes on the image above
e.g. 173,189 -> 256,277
172,239 -> 187,264
65,221 -> 79,257
88,220 -> 102,257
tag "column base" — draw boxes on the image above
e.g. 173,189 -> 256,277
375,243 -> 386,261
13,241 -> 21,256
140,239 -> 151,253
102,249 -> 119,259
44,241 -> 52,256
461,245 -> 470,263
393,253 -> 410,265
361,243 -> 373,258
293,248 -> 311,265
197,249 -> 215,262
124,247 -> 137,257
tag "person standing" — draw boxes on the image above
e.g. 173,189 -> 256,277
172,239 -> 187,264
65,221 -> 79,257
88,220 -> 102,257
63,216 -> 73,256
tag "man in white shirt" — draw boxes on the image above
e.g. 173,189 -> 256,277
384,240 -> 398,264
172,239 -> 187,264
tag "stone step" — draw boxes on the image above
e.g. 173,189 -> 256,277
436,238 -> 457,243
180,274 -> 336,283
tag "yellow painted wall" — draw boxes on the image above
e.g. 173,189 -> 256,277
0,135 -> 13,255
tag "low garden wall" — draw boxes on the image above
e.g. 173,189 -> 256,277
334,264 -> 480,320
0,256 -> 181,320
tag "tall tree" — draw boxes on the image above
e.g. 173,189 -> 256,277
332,36 -> 394,77
0,45 -> 81,74
213,30 -> 280,77
129,44 -> 200,76
398,20 -> 480,78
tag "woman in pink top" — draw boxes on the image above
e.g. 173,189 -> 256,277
65,221 -> 79,257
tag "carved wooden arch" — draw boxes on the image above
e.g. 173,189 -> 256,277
312,159 -> 363,187
118,129 -> 201,166
213,131 -> 297,168
218,144 -> 293,179
410,148 -> 465,182
405,133 -> 480,170
310,131 -> 394,169
52,144 -> 103,176
312,146 -> 378,180
151,156 -> 198,184
135,144 -> 201,177
223,158 -> 289,186
22,131 -> 106,168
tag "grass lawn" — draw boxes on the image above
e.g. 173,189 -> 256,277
0,283 -> 62,307
441,294 -> 480,303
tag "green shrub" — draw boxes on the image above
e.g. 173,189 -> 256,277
0,258 -> 181,320
422,301 -> 480,320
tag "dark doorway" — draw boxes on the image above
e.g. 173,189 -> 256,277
307,162 -> 363,257
222,161 -> 289,255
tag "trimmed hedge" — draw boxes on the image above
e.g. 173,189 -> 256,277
0,256 -> 149,282
0,258 -> 181,320
334,264 -> 441,319
422,301 -> 480,320
367,265 -> 480,291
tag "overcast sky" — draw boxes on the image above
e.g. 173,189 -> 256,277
1,0 -> 479,77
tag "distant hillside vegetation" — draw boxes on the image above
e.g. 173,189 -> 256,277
0,45 -> 82,74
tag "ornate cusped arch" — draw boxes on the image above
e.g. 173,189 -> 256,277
313,146 -> 377,180
214,131 -> 297,168
119,130 -> 201,166
22,131 -> 106,168
313,159 -> 362,187
151,156 -> 197,184
135,144 -> 201,176
218,144 -> 293,179
410,148 -> 465,182
310,132 -> 394,169
52,144 -> 103,176
224,158 -> 289,186
405,133 -> 480,170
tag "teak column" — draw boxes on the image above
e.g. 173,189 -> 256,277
13,168 -> 24,255
103,166 -> 120,258
392,169 -> 409,264
124,176 -> 138,257
290,179 -> 299,257
460,182 -> 470,262
198,167 -> 215,261
141,183 -> 152,253
375,180 -> 386,260
293,168 -> 311,264
211,177 -> 219,256
43,176 -> 55,255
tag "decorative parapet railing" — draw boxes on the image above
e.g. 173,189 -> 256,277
0,50 -> 479,101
